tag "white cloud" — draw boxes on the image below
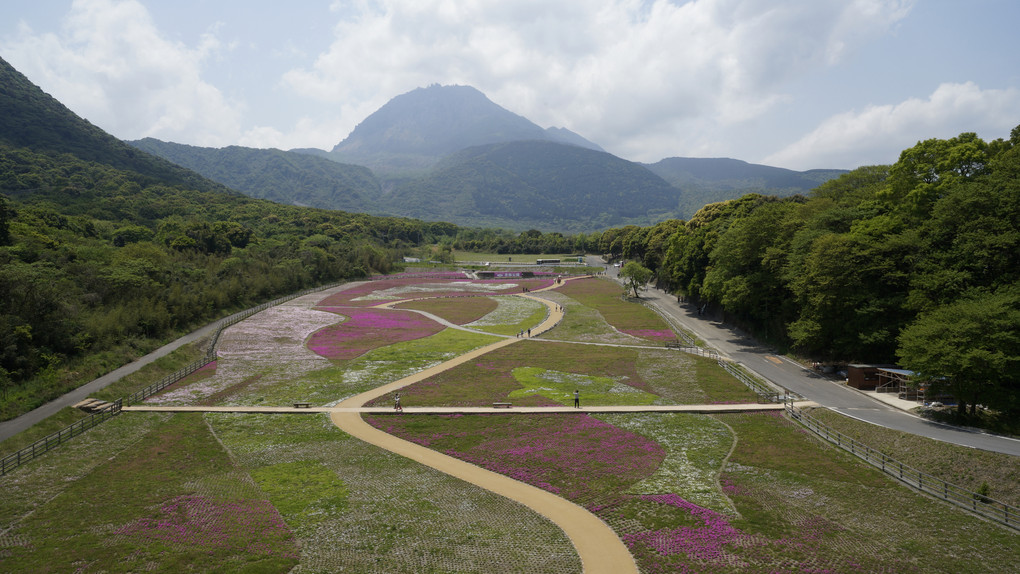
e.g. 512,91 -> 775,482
283,0 -> 913,158
763,82 -> 1020,170
0,0 -> 241,146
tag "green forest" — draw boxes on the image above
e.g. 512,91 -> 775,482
0,145 -> 465,418
593,129 -> 1020,419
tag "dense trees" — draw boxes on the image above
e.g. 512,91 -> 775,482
596,128 -> 1019,414
0,145 -> 461,418
898,289 -> 1020,416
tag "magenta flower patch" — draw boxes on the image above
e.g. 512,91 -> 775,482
307,307 -> 444,360
367,413 -> 665,503
623,494 -> 741,560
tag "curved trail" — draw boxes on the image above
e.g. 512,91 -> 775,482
330,279 -> 640,574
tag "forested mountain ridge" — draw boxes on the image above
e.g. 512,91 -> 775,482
385,140 -> 679,231
0,57 -> 226,194
128,138 -> 384,213
0,57 -> 459,420
130,83 -> 846,231
644,157 -> 847,217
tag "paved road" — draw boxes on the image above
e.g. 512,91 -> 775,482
0,322 -> 219,443
595,256 -> 1020,456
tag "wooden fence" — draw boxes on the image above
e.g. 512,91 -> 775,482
1,280 -> 349,476
1,399 -> 122,475
786,401 -> 1018,532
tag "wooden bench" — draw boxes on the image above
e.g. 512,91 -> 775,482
492,402 -> 512,409
293,402 -> 311,408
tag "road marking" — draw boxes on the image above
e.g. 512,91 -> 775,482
764,356 -> 782,365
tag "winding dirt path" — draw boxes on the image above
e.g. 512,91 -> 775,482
330,283 -> 640,574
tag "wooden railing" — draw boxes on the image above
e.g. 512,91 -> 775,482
1,399 -> 122,475
2,280 -> 348,475
785,401 -> 1017,532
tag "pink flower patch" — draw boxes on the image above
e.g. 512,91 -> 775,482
307,307 -> 444,360
623,494 -> 742,560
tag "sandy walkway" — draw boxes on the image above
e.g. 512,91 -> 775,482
330,286 -> 640,574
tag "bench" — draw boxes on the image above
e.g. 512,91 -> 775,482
492,402 -> 512,409
293,402 -> 311,408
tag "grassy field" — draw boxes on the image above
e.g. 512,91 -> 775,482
2,274 -> 1017,573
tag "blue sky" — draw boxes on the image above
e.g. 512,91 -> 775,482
2,0 -> 1017,170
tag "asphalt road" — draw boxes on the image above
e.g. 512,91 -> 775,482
594,256 -> 1020,456
0,322 -> 219,443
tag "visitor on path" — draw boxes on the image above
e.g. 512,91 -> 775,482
527,328 -> 531,337
394,393 -> 402,412
574,390 -> 580,408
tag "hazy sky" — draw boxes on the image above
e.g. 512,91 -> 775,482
2,0 -> 1017,170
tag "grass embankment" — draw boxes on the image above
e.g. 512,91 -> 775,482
0,340 -> 210,454
806,407 -> 1020,507
548,278 -> 675,344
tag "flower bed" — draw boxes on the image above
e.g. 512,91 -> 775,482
367,340 -> 653,407
307,307 -> 445,360
395,296 -> 499,325
207,412 -> 582,573
365,413 -> 665,506
317,276 -> 557,307
556,278 -> 674,340
116,495 -> 297,558
509,367 -> 657,406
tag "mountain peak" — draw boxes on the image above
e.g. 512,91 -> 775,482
329,84 -> 600,173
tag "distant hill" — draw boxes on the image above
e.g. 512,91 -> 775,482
385,140 -> 678,231
128,139 -> 383,213
0,57 -> 226,193
327,84 -> 603,174
644,157 -> 848,215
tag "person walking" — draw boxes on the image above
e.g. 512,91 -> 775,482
573,389 -> 580,408
394,392 -> 402,413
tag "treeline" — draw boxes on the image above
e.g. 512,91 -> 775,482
0,145 -> 457,417
596,129 -> 1020,416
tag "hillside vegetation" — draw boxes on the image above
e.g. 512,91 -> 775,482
596,129 -> 1020,420
0,57 -> 458,419
129,138 -> 383,213
387,140 -> 679,231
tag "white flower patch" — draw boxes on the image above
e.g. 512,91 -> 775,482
148,305 -> 342,405
465,297 -> 544,327
599,413 -> 737,515
323,355 -> 455,406
352,281 -> 517,301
